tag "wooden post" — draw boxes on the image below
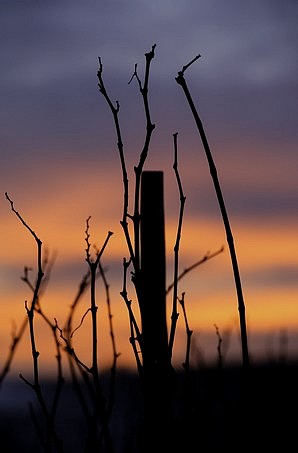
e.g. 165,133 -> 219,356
137,170 -> 180,452
138,171 -> 175,452
140,170 -> 168,369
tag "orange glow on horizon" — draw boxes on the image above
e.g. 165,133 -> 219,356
1,156 -> 297,376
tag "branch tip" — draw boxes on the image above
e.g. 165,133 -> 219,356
182,54 -> 201,73
176,54 -> 202,84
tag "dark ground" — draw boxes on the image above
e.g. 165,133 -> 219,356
0,360 -> 297,452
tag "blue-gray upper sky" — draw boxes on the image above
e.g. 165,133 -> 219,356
1,1 -> 297,209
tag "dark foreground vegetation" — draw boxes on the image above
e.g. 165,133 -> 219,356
0,360 -> 297,452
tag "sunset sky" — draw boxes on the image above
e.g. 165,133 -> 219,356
0,1 -> 297,378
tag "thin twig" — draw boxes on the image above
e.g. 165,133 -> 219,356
166,246 -> 224,294
0,316 -> 27,387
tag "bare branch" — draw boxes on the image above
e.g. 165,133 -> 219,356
97,57 -> 135,267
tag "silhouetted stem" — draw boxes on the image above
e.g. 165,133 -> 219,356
97,47 -> 157,357
85,219 -> 114,452
175,64 -> 250,369
178,292 -> 193,374
169,133 -> 186,359
120,258 -> 143,374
